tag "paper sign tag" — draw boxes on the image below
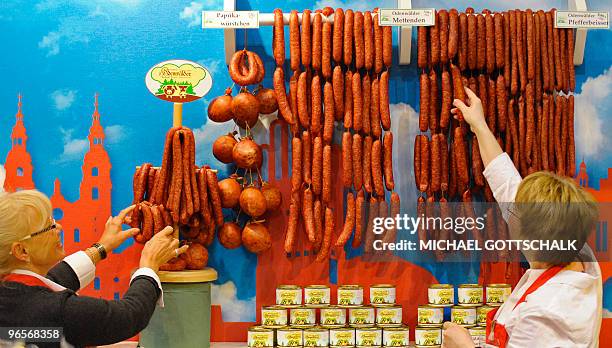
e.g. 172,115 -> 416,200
378,8 -> 435,27
145,59 -> 212,103
555,11 -> 609,29
202,11 -> 259,29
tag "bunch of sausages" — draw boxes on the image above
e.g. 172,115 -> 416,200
273,7 -> 398,260
416,8 -> 576,260
228,49 -> 265,86
130,127 -> 223,270
416,8 -> 576,200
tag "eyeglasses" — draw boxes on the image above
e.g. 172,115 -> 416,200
17,219 -> 58,242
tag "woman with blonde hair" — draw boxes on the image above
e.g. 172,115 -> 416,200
0,190 -> 188,347
442,88 -> 602,348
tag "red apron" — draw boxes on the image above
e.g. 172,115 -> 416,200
4,273 -> 52,289
485,266 -> 564,348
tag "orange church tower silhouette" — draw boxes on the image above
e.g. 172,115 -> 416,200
575,159 -> 612,201
80,93 -> 112,220
3,94 -> 35,192
50,94 -> 141,299
576,159 -> 589,188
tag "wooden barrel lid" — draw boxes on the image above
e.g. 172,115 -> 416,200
158,267 -> 218,283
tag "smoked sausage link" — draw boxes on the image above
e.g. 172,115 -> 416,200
420,72 -> 429,132
429,70 -> 439,132
342,132 -> 353,189
322,21 -> 332,79
440,133 -> 449,192
352,190 -> 365,248
440,70 -> 452,130
383,22 -> 392,68
448,10 -> 459,61
450,64 -> 466,120
312,12 -> 323,72
430,11 -> 440,66
467,14 -> 477,70
273,67 -> 295,125
354,11 -> 365,69
312,136 -> 323,195
494,13 -> 504,69
323,81 -> 335,144
352,72 -> 363,132
496,75 -> 508,132
414,135 -> 422,191
290,10 -> 301,71
458,13 -> 468,70
333,8 -> 344,64
454,127 -> 469,190
344,71 -> 353,129
363,136 -> 373,194
420,136 -> 430,193
372,139 -> 385,197
431,134 -> 441,192
322,145 -> 332,203
374,12 -> 383,73
291,137 -> 303,193
301,9 -> 312,67
383,131 -> 395,191
439,10 -> 449,64
344,10 -> 354,66
336,191 -> 356,247
380,72 -> 391,131
333,65 -> 344,121
352,134 -> 363,191
273,9 -> 285,66
418,26 -> 428,69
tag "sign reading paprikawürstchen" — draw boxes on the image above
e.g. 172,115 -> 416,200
202,11 -> 259,29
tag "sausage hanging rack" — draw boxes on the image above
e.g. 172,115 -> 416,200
219,0 -> 587,66
221,0 -> 412,65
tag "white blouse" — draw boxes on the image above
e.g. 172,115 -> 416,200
482,153 -> 602,348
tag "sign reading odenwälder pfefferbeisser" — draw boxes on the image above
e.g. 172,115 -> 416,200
378,9 -> 435,27
555,11 -> 609,29
202,11 -> 259,29
145,59 -> 212,103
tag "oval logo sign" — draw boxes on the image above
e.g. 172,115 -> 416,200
145,59 -> 212,103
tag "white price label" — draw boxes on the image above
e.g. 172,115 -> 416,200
378,8 -> 435,27
555,11 -> 609,29
202,11 -> 259,29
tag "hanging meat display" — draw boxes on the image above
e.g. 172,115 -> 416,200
415,8 -> 577,260
417,7 -> 576,193
264,7 -> 399,261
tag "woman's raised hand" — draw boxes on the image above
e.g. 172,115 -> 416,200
98,205 -> 140,253
452,87 -> 488,134
139,226 -> 189,272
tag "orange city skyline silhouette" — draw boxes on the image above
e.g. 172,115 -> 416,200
3,93 -> 142,302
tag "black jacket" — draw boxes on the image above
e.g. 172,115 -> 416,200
0,261 -> 160,348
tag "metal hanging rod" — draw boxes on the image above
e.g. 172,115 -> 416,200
218,0 -> 586,67
221,0 -> 413,66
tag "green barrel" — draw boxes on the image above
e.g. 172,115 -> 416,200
139,269 -> 217,348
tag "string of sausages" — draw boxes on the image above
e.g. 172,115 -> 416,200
274,7 -> 398,261
416,8 -> 576,261
130,126 -> 217,271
